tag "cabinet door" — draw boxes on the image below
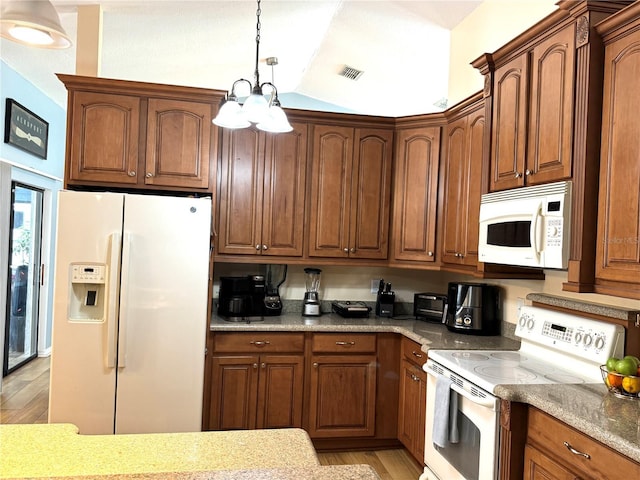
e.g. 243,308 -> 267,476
442,109 -> 485,266
397,359 -> 427,463
490,53 -> 528,191
349,128 -> 393,259
217,128 -> 265,255
524,445 -> 579,480
257,355 -> 304,429
308,125 -> 354,258
68,91 -> 141,185
209,355 -> 259,430
308,354 -> 377,438
145,98 -> 212,189
261,123 -> 308,256
527,26 -> 575,185
441,117 -> 468,264
596,31 -> 640,284
392,126 -> 440,262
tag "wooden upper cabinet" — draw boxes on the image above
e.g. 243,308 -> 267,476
441,102 -> 485,267
59,74 -> 223,192
488,24 -> 575,191
595,5 -> 640,297
217,123 -> 308,257
391,125 -> 441,263
145,98 -> 212,189
308,125 -> 393,260
67,91 -> 141,185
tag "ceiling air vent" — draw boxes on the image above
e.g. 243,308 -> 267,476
340,65 -> 364,81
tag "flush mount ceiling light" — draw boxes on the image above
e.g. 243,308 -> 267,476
0,0 -> 71,49
213,0 -> 292,133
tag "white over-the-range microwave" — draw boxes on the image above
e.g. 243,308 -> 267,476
478,180 -> 571,269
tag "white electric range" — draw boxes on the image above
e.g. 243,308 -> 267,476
421,305 -> 625,480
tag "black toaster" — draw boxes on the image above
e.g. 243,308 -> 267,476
413,292 -> 447,323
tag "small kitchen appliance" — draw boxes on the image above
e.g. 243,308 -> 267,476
218,275 -> 266,320
264,264 -> 287,316
302,267 -> 322,316
332,301 -> 371,318
421,305 -> 625,480
445,282 -> 500,335
375,279 -> 395,317
413,292 -> 448,322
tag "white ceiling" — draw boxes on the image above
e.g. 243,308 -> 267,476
1,0 -> 484,117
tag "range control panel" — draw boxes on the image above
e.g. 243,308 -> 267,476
516,305 -> 625,363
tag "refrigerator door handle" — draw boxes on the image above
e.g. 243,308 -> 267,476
106,232 -> 122,368
117,232 -> 132,368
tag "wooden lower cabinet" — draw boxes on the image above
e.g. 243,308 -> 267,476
208,333 -> 304,430
307,354 -> 377,438
524,407 -> 640,480
397,336 -> 427,463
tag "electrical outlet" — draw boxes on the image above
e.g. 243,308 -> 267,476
516,297 -> 524,317
371,279 -> 381,294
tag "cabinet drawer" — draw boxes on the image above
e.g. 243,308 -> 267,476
527,407 -> 640,478
401,336 -> 426,366
311,333 -> 376,353
212,332 -> 304,353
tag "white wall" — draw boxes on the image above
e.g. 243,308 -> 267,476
447,0 -> 557,106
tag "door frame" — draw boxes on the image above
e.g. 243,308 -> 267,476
0,160 -> 60,392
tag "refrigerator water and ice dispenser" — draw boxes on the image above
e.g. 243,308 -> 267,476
69,263 -> 107,322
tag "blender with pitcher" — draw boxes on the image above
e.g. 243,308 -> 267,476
302,268 -> 322,316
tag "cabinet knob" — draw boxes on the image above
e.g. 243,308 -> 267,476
343,248 -> 349,253
427,251 -> 434,257
411,374 -> 420,382
515,172 -> 522,178
525,169 -> 532,176
256,245 -> 261,250
313,362 -> 318,368
250,340 -> 271,347
127,171 -> 136,177
261,362 -> 266,369
145,172 -> 153,178
253,363 -> 258,369
262,245 -> 268,251
411,350 -> 423,359
350,247 -> 355,253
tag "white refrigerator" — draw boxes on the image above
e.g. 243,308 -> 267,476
48,191 -> 211,434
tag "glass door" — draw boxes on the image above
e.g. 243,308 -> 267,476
3,182 -> 43,376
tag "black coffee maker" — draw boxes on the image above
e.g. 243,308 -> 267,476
218,275 -> 266,320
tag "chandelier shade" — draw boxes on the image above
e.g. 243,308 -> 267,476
0,0 -> 72,49
213,0 -> 292,133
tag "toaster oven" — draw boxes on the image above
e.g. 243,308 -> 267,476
413,292 -> 447,323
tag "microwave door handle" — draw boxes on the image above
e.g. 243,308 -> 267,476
531,204 -> 543,258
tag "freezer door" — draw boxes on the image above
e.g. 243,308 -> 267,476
49,191 -> 124,434
114,194 -> 211,433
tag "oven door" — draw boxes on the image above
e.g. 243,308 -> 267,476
423,361 -> 499,480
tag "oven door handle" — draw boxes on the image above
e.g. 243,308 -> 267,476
449,381 -> 498,410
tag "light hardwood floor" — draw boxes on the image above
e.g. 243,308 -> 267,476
0,356 -> 50,424
1,356 -> 424,480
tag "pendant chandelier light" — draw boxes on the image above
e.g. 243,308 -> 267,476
0,0 -> 71,49
213,0 -> 292,133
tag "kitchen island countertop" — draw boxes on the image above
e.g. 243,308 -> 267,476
211,313 -> 640,465
0,424 -> 339,479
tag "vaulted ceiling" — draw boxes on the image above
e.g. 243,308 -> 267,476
1,1 -> 484,116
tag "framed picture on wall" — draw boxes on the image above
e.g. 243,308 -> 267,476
4,98 -> 49,159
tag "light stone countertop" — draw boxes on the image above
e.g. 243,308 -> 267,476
0,424 -> 322,479
211,312 -> 640,465
31,465 -> 381,480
